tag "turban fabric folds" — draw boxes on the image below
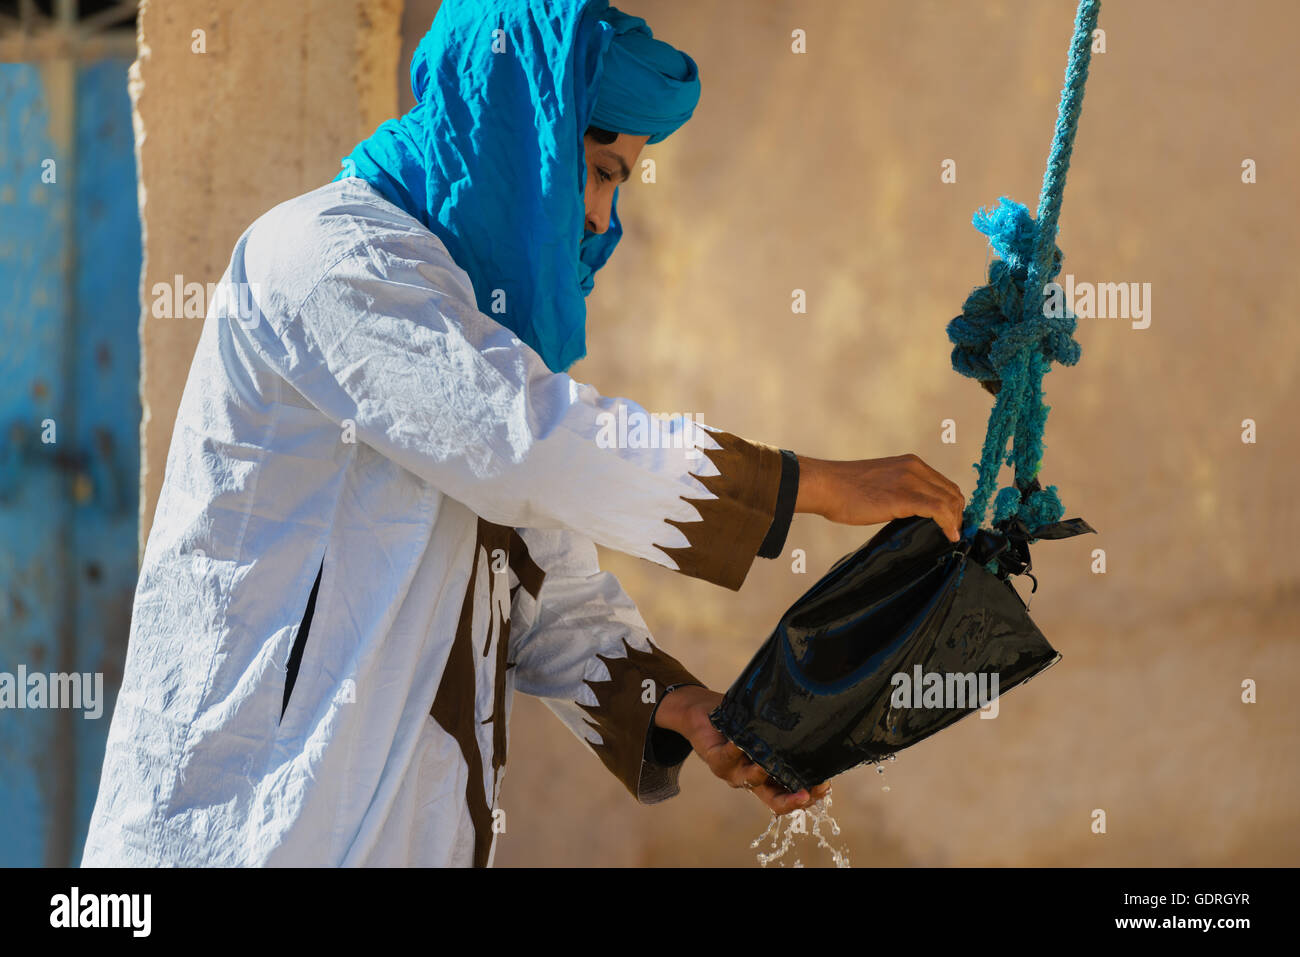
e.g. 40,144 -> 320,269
336,1 -> 701,372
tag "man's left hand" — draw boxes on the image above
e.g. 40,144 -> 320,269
654,685 -> 831,815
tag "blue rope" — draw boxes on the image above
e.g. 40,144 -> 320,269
948,0 -> 1100,535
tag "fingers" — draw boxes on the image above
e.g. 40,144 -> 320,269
902,455 -> 965,540
902,453 -> 962,498
927,466 -> 966,505
710,743 -> 825,814
712,742 -> 774,790
729,760 -> 773,791
907,486 -> 964,542
753,779 -> 811,815
739,762 -> 771,789
751,775 -> 832,815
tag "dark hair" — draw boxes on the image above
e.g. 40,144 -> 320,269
585,125 -> 618,144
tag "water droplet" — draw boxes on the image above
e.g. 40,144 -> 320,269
882,785 -> 891,792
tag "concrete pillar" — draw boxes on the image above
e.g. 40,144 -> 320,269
133,0 -> 402,551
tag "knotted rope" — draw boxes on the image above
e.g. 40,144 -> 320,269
947,0 -> 1100,535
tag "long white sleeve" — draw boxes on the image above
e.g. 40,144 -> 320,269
506,527 -> 701,804
231,190 -> 788,590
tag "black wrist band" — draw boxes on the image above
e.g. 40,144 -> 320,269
758,449 -> 799,559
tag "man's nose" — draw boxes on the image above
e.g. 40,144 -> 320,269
586,205 -> 609,234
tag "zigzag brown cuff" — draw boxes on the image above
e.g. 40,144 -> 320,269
577,638 -> 701,805
653,429 -> 784,591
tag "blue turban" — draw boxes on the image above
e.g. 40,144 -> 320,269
335,0 -> 701,372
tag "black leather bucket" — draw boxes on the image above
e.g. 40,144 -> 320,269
710,511 -> 1095,793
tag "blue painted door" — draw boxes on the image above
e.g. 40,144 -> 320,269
0,58 -> 141,866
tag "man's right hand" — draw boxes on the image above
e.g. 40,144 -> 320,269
794,453 -> 966,542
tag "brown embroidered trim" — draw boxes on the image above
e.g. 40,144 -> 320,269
490,529 -> 545,774
431,518 -> 542,868
653,429 -> 784,591
507,529 -> 545,601
577,637 -> 700,803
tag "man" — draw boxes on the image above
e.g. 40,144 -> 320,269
82,0 -> 964,867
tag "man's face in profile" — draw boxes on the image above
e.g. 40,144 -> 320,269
583,132 -> 649,235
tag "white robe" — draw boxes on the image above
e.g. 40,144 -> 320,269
81,178 -> 794,867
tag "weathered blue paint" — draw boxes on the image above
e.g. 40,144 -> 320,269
68,58 -> 142,867
0,58 -> 141,866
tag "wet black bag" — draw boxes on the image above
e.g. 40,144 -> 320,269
710,0 -> 1105,796
709,503 -> 1094,794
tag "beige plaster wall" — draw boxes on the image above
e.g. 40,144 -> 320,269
134,0 -> 402,553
